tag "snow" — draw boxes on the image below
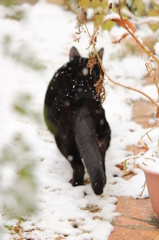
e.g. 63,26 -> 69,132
154,42 -> 159,56
103,13 -> 120,22
0,1 -> 159,240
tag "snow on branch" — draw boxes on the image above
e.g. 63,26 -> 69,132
121,8 -> 159,25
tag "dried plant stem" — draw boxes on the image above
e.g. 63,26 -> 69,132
105,75 -> 158,106
118,0 -> 159,65
140,181 -> 146,196
140,126 -> 159,142
94,46 -> 158,106
87,19 -> 158,106
80,11 -> 157,106
65,0 -> 78,14
66,0 -> 159,107
82,15 -> 94,46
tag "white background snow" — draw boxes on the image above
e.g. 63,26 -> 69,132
0,1 -> 159,239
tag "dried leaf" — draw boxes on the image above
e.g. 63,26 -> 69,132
116,164 -> 124,171
112,32 -> 129,44
112,18 -> 136,33
137,140 -> 141,146
138,139 -> 148,148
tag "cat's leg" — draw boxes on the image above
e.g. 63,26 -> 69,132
69,152 -> 85,186
55,136 -> 85,186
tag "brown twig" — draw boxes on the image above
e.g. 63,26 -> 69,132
65,0 -> 78,14
65,0 -> 159,107
118,0 -> 159,65
140,181 -> 147,196
93,45 -> 158,106
80,9 -> 157,106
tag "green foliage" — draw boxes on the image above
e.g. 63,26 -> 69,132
7,9 -> 24,20
152,0 -> 159,10
134,0 -> 147,16
0,134 -> 37,219
0,2 -> 45,236
101,19 -> 115,31
5,225 -> 13,230
75,0 -> 159,32
3,35 -> 45,70
13,93 -> 42,124
78,0 -> 107,9
0,0 -> 15,7
148,9 -> 159,32
0,93 -> 41,229
68,0 -> 75,4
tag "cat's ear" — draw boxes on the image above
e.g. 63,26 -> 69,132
98,48 -> 104,61
69,47 -> 80,60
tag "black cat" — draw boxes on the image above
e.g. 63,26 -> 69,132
44,47 -> 111,195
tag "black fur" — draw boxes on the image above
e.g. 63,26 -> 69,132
44,47 -> 111,195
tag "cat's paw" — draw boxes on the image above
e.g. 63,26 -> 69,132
69,178 -> 83,186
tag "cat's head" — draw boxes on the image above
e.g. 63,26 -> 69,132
69,46 -> 104,62
69,46 -> 104,82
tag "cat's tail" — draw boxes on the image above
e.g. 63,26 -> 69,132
74,106 -> 106,195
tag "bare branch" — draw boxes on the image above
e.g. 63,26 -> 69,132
65,0 -> 159,107
121,8 -> 159,25
118,0 -> 159,64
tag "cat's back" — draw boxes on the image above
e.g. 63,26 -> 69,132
45,56 -> 98,110
44,47 -> 104,134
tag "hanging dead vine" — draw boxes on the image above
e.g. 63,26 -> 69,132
94,70 -> 106,103
66,0 -> 159,110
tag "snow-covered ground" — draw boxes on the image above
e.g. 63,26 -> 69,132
0,2 -> 159,239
